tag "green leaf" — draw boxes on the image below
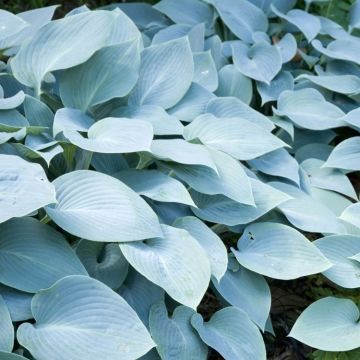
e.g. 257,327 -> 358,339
17,275 -> 155,360
45,170 -> 162,242
289,297 -> 360,351
0,155 -> 55,224
191,307 -> 266,359
0,217 -> 87,292
119,225 -> 211,309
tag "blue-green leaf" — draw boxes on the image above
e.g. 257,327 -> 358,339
149,302 -> 207,360
232,222 -> 331,280
212,259 -> 270,330
232,41 -> 282,84
113,169 -> 195,206
173,216 -> 228,281
45,170 -> 162,242
119,225 -> 211,309
75,240 -> 128,289
0,296 -> 13,352
0,285 -> 32,322
17,275 -> 155,360
314,235 -> 360,288
213,0 -> 268,43
129,38 -> 194,109
0,155 -> 55,224
289,297 -> 360,351
59,40 -> 140,111
184,114 -> 285,160
191,307 -> 266,360
273,89 -> 345,130
0,217 -> 87,293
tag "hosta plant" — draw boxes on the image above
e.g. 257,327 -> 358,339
0,0 -> 360,359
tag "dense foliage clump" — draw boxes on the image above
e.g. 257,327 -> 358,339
0,1 -> 360,359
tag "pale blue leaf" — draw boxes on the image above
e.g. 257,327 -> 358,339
45,170 -> 162,242
23,95 -> 53,128
53,108 -> 94,138
216,64 -> 252,104
342,107 -> 360,131
91,153 -> 128,175
184,114 -> 285,160
273,89 -> 345,130
129,38 -> 194,109
166,147 -> 254,205
75,240 -> 128,289
213,0 -> 268,43
151,139 -> 217,171
11,10 -> 140,92
152,24 -> 205,52
232,41 -> 282,84
0,285 -> 32,322
204,35 -> 228,70
173,216 -> 228,281
0,155 -> 55,224
206,97 -> 275,131
295,73 -> 360,95
324,137 -> 360,171
314,235 -> 360,288
350,0 -> 360,31
119,224 -> 211,309
340,202 -> 360,230
248,148 -> 300,185
0,217 -> 87,293
60,40 -> 140,111
112,105 -> 184,135
212,259 -> 270,330
191,178 -> 291,226
17,275 -> 155,360
191,307 -> 266,360
232,222 -> 331,280
275,33 -> 297,63
193,51 -> 218,92
149,302 -> 207,360
301,158 -> 357,199
168,83 -> 215,122
118,268 -> 165,328
271,6 -> 321,42
312,38 -> 360,65
113,169 -> 195,206
63,117 -> 153,154
154,0 -> 214,29
289,297 -> 360,351
0,10 -> 28,41
0,352 -> 28,360
0,91 -> 24,110
295,143 -> 333,163
251,0 -> 297,17
0,296 -> 13,352
257,71 -> 294,105
270,181 -> 345,233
